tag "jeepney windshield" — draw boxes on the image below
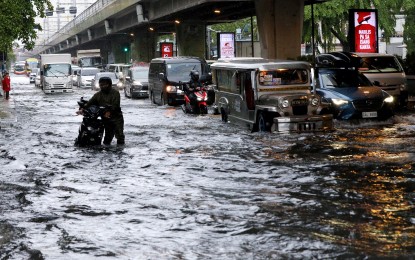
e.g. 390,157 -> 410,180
259,69 -> 308,86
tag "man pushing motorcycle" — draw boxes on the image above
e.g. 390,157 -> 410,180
77,77 -> 125,145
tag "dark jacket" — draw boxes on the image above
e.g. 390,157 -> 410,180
86,89 -> 122,116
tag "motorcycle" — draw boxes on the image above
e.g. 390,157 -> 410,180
74,97 -> 111,147
181,82 -> 209,114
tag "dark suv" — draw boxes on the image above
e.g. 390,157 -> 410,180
148,56 -> 211,106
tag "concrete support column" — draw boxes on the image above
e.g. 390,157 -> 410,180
255,0 -> 304,60
132,29 -> 154,62
176,23 -> 205,57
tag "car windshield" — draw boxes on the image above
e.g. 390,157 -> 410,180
132,68 -> 149,80
81,69 -> 99,76
259,69 -> 308,86
318,69 -> 372,88
166,62 -> 202,82
358,56 -> 403,73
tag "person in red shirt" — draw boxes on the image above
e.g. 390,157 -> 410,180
2,71 -> 11,100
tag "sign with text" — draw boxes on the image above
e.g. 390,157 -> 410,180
160,42 -> 173,57
217,32 -> 235,59
349,9 -> 378,53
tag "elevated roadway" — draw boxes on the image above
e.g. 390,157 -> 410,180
33,0 -> 330,62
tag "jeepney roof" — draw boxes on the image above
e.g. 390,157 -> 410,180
210,57 -> 311,70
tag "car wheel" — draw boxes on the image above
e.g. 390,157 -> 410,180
221,107 -> 228,122
258,112 -> 272,132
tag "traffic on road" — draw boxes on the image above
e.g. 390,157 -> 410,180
1,73 -> 415,259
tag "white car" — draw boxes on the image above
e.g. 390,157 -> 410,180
29,68 -> 39,83
91,72 -> 123,91
77,67 -> 100,88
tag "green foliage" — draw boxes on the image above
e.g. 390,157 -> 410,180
210,17 -> 258,45
303,0 -> 406,52
0,0 -> 53,52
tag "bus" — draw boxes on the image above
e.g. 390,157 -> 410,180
25,58 -> 39,75
13,61 -> 26,75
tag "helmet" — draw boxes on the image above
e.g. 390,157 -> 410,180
99,77 -> 112,86
190,70 -> 199,81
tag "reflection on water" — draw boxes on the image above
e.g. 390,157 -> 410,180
1,76 -> 415,259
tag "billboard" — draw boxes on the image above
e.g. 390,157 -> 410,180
349,9 -> 378,53
160,42 -> 173,58
217,32 -> 235,59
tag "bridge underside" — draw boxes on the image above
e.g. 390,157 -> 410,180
35,0 -> 331,61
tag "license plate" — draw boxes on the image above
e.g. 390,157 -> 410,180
292,99 -> 308,106
362,111 -> 377,118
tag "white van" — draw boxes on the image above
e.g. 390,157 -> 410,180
352,52 -> 408,109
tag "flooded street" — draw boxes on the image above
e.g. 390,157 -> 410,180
1,75 -> 415,259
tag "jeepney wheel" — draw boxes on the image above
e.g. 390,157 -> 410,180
258,112 -> 272,132
221,107 -> 228,122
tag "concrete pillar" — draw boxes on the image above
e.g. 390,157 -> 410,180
176,23 -> 205,57
131,29 -> 154,62
255,0 -> 304,60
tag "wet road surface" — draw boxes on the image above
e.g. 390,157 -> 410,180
1,75 -> 415,259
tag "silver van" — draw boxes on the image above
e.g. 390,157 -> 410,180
148,56 -> 211,106
352,52 -> 408,108
210,58 -> 333,132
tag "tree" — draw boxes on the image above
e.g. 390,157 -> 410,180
0,0 -> 53,52
303,0 -> 405,53
403,1 -> 415,54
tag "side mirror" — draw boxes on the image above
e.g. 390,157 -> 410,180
40,71 -> 44,76
373,80 -> 381,86
74,71 -> 78,75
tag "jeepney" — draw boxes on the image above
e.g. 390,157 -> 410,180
210,58 -> 333,132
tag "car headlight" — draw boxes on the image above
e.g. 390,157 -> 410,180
311,97 -> 319,106
384,96 -> 394,103
166,85 -> 177,92
332,98 -> 349,106
117,82 -> 123,87
280,99 -> 289,108
95,83 -> 99,89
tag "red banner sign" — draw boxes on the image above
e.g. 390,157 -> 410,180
349,9 -> 378,53
160,43 -> 173,57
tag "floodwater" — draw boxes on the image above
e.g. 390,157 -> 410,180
1,75 -> 415,259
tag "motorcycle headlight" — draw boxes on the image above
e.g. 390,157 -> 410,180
281,99 -> 289,108
117,82 -> 123,87
95,83 -> 99,89
311,97 -> 319,106
166,85 -> 177,92
332,98 -> 349,106
384,96 -> 394,103
197,96 -> 203,101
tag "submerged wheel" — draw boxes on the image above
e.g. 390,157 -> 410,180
200,105 -> 208,115
258,112 -> 272,132
221,107 -> 228,122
